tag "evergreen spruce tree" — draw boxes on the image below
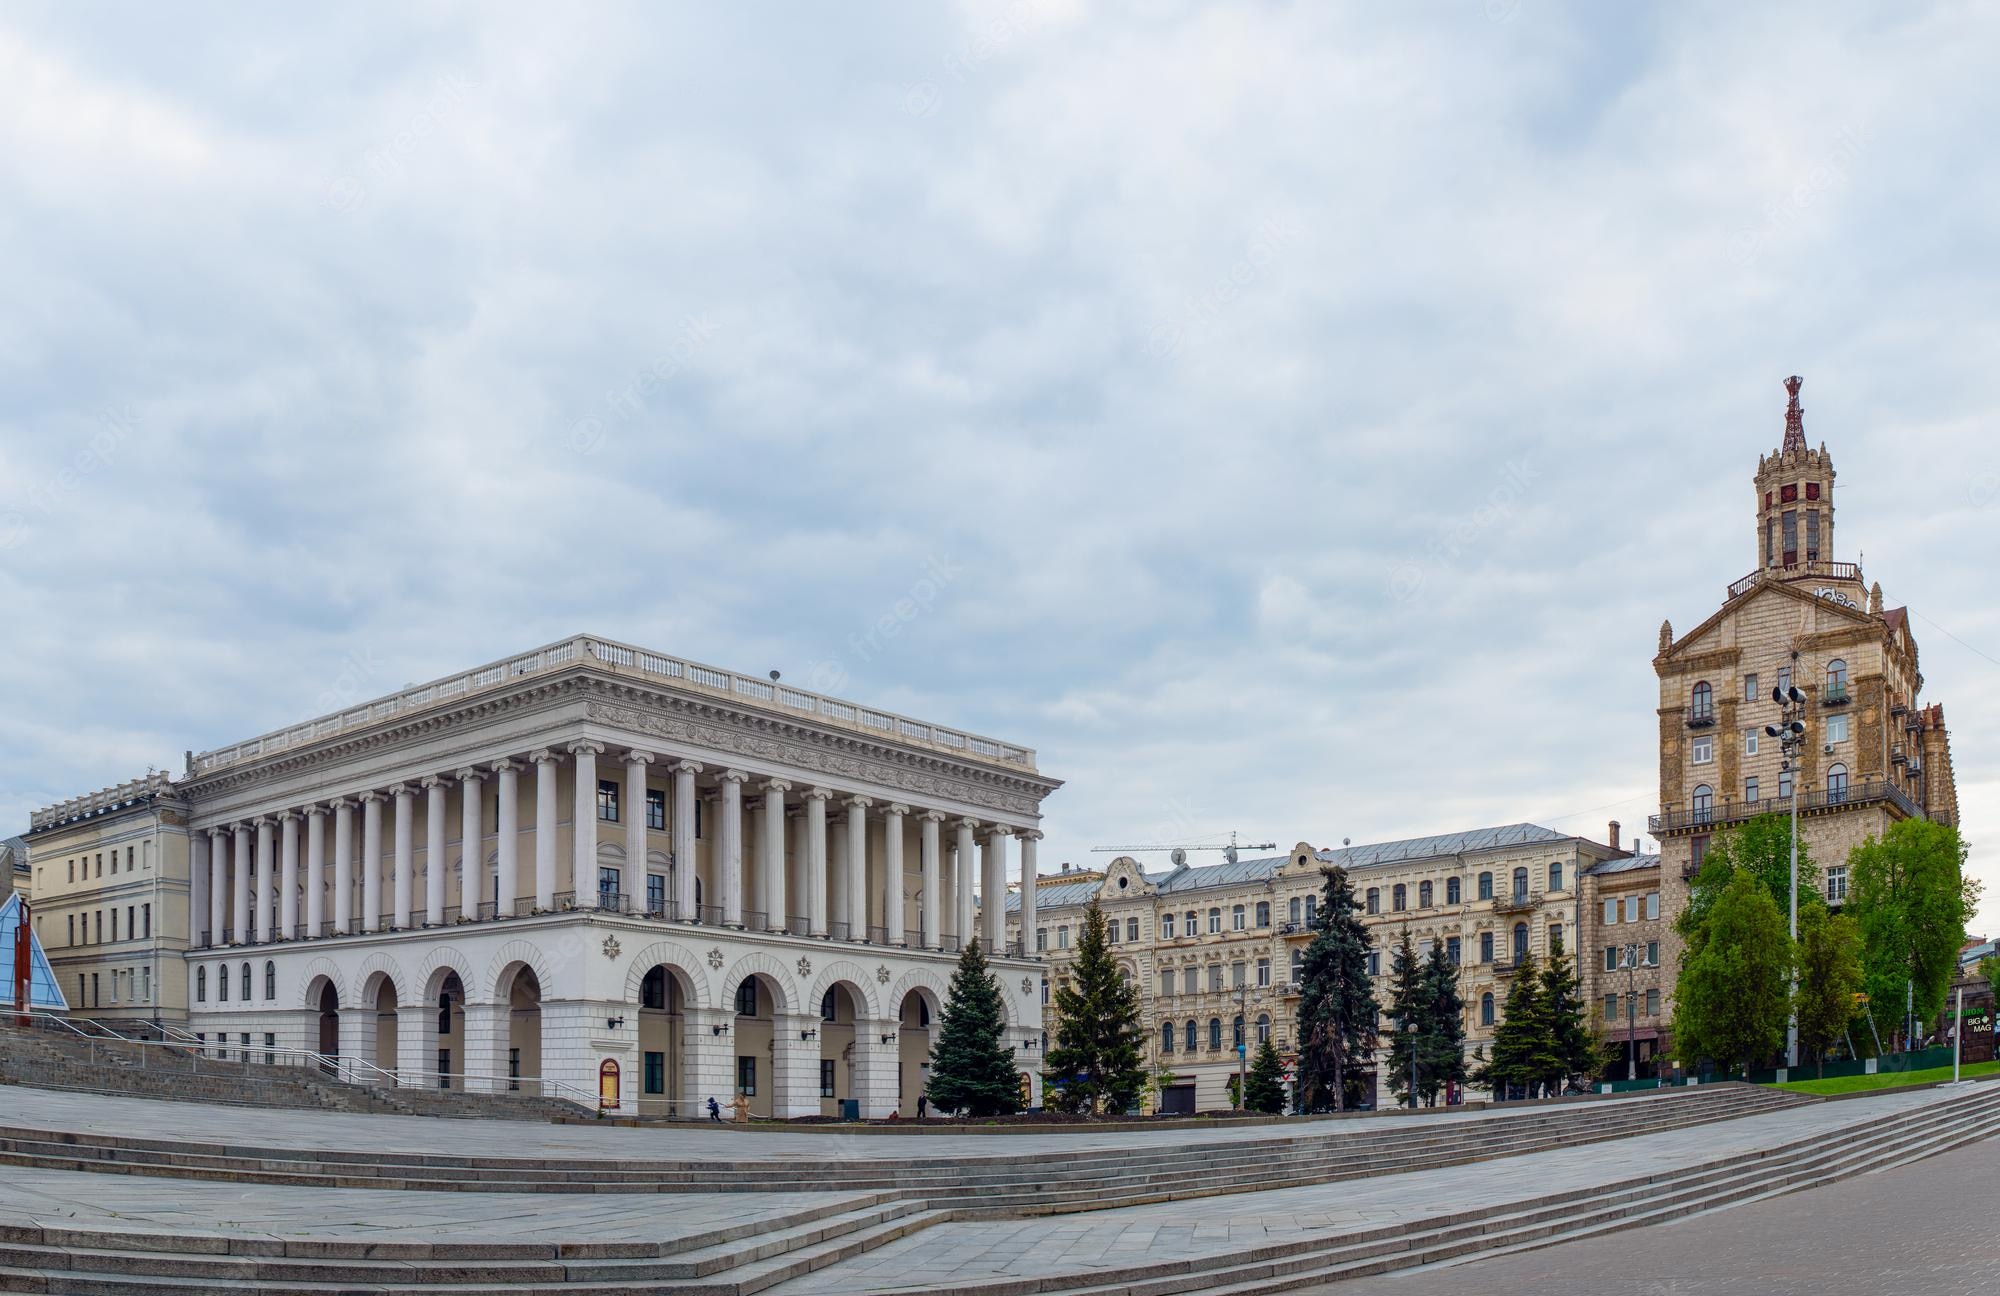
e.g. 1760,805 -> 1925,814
1041,899 -> 1148,1115
1475,952 -> 1547,1099
1295,865 -> 1379,1112
1243,1037 -> 1288,1114
1384,933 -> 1427,1107
925,939 -> 1024,1117
1418,942 -> 1469,1105
1537,937 -> 1595,1095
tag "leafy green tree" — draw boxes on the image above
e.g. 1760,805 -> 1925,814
1475,953 -> 1549,1098
1538,937 -> 1597,1095
1981,955 -> 2000,1003
1793,906 -> 1865,1078
1295,865 -> 1379,1112
1845,819 -> 1982,1048
1679,813 -> 1822,939
1041,900 -> 1147,1115
1243,1037 -> 1288,1114
1671,871 -> 1793,1076
1383,933 -> 1427,1107
1418,942 -> 1469,1104
926,939 -> 1023,1117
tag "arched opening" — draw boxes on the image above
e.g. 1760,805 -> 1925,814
728,972 -> 783,1118
897,987 -> 939,1115
636,962 -> 699,1118
433,971 -> 465,1089
1827,762 -> 1849,802
369,975 -> 400,1075
503,965 -> 543,1095
312,978 -> 339,1074
817,982 -> 861,1118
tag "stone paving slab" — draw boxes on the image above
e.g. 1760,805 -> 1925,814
0,1083 -> 1675,1166
767,1086 -> 1968,1294
0,1165 -> 859,1246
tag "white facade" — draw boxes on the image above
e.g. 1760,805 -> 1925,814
178,635 -> 1059,1117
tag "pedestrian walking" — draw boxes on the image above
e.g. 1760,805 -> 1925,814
706,1095 -> 721,1122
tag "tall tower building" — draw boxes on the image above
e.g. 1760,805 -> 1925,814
1650,378 -> 1960,1053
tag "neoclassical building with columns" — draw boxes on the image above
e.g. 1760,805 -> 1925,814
174,634 -> 1059,1117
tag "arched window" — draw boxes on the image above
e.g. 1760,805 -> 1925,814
1480,931 -> 1494,962
1446,877 -> 1462,905
1161,1021 -> 1175,1054
1230,904 -> 1245,931
1256,1014 -> 1271,1044
263,961 -> 276,1001
1126,917 -> 1140,942
1184,1019 -> 1198,1051
1826,659 -> 1847,693
1288,897 -> 1301,926
1208,1018 -> 1223,1051
1418,881 -> 1433,908
1232,1015 -> 1245,1048
1185,910 -> 1197,933
1392,884 -> 1407,912
1511,867 -> 1528,902
1207,907 -> 1222,934
1827,763 -> 1849,802
1477,872 -> 1494,901
1304,895 -> 1317,922
218,964 -> 228,1002
195,966 -> 206,1003
1254,901 -> 1270,927
1161,912 -> 1175,938
1691,680 -> 1713,720
1481,992 -> 1496,1026
1366,888 -> 1380,915
240,963 -> 252,1001
1512,923 -> 1529,960
1692,784 -> 1714,823
1105,919 -> 1119,945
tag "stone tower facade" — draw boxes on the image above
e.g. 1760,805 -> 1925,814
1753,376 -> 1838,573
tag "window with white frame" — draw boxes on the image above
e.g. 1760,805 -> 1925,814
1161,912 -> 1175,938
1745,731 -> 1759,757
1692,736 -> 1714,764
1825,865 -> 1848,904
1827,714 -> 1849,743
1603,897 -> 1617,924
1624,896 -> 1640,923
1645,892 -> 1660,920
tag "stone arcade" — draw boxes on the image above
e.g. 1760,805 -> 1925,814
177,635 -> 1060,1116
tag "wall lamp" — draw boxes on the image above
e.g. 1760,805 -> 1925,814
711,1023 -> 730,1036
800,1028 -> 818,1041
879,1033 -> 898,1045
605,1016 -> 625,1031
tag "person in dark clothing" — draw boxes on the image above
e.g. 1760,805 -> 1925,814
706,1096 -> 721,1122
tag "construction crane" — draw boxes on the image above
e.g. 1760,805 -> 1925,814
1091,831 -> 1277,868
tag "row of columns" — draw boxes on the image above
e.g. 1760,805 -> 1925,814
189,743 -> 1042,956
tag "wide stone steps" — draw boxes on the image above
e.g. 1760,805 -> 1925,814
909,1082 -> 2000,1296
0,1086 -> 1800,1210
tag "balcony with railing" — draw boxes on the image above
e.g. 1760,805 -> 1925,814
1684,705 -> 1717,730
1726,560 -> 1863,602
1821,685 -> 1851,707
1490,892 -> 1536,915
1649,778 -> 1923,835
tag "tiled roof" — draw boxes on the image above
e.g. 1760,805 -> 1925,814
1585,852 -> 1661,876
1003,878 -> 1106,913
1313,823 -> 1570,870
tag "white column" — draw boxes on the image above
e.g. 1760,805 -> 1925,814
494,759 -> 520,916
673,761 -> 703,920
331,800 -> 354,935
719,770 -> 746,927
1019,829 -> 1040,958
231,824 -> 251,944
569,740 -> 604,903
423,776 -> 448,927
845,797 -> 870,942
360,791 -> 385,933
189,832 -> 209,948
279,812 -> 299,940
391,784 -> 415,930
828,819 -> 848,937
531,749 -> 559,912
625,751 -> 654,907
457,768 -> 484,920
305,806 -> 326,939
955,819 -> 977,950
805,788 -> 832,938
983,827 -> 1010,955
761,779 -> 790,933
883,804 -> 908,947
920,812 -> 943,951
206,829 -> 226,948
253,818 -> 275,944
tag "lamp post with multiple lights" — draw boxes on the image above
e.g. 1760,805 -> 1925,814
1764,664 -> 1809,1069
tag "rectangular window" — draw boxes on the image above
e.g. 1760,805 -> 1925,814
1781,509 -> 1797,561
1745,776 -> 1758,802
1646,988 -> 1661,1017
736,1056 -> 757,1096
598,866 -> 621,905
1604,994 -> 1619,1022
1207,910 -> 1221,934
1777,666 -> 1792,695
1605,946 -> 1617,972
1827,714 -> 1849,743
645,789 -> 666,831
1647,940 -> 1659,965
1744,674 -> 1758,701
1778,768 -> 1793,799
1127,918 -> 1140,942
1367,951 -> 1381,977
1160,970 -> 1174,997
1446,936 -> 1461,965
1160,913 -> 1175,938
1105,919 -> 1118,945
1057,927 -> 1069,949
1805,509 -> 1820,559
265,1033 -> 276,1066
644,1051 -> 665,1095
646,873 -> 666,916
1549,862 -> 1563,892
143,904 -> 151,938
1624,896 -> 1640,923
1691,835 -> 1710,869
1256,958 -> 1270,987
1036,929 -> 1048,953
1745,731 -> 1759,757
1825,866 -> 1848,904
819,1059 -> 836,1099
1550,923 -> 1563,951
1207,965 -> 1223,992
1183,968 -> 1197,994
597,779 -> 620,822
1691,736 -> 1714,764
1646,892 -> 1660,920
1603,898 -> 1617,925
1230,962 -> 1246,989
1231,906 -> 1245,931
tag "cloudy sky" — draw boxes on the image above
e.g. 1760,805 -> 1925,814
2,1 -> 1995,932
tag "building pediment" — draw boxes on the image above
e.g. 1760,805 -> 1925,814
1657,574 -> 1876,672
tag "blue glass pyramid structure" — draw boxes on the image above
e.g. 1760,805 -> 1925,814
0,894 -> 68,1010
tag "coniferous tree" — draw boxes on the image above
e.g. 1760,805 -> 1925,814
1243,1036 -> 1288,1114
1384,933 -> 1427,1107
1538,937 -> 1596,1096
1475,952 -> 1547,1099
1295,866 -> 1379,1112
926,939 -> 1024,1117
1418,942 -> 1469,1105
1042,899 -> 1148,1115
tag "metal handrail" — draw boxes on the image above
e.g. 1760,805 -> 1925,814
1650,778 -> 1923,834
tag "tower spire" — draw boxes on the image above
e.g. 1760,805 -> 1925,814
1782,375 -> 1807,455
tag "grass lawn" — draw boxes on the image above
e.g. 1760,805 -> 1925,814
1776,1059 -> 2000,1095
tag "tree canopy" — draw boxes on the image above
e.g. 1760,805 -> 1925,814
925,938 -> 1023,1117
1793,905 -> 1865,1077
1671,870 -> 1793,1076
1679,812 -> 1822,939
1295,865 -> 1379,1112
1041,899 -> 1148,1115
1844,819 -> 1981,1045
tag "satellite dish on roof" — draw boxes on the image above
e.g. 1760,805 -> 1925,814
1170,848 -> 1187,868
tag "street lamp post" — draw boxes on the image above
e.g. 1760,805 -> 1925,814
1234,982 -> 1248,1111
1621,942 -> 1642,1082
1765,669 -> 1809,1070
1405,1018 -> 1419,1110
